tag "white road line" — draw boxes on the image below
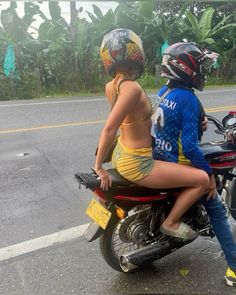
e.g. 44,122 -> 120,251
0,88 -> 235,108
0,223 -> 90,262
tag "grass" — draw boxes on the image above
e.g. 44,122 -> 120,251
46,75 -> 236,98
1,74 -> 236,101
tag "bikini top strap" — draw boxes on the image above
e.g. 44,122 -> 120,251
117,78 -> 134,93
111,78 -> 135,110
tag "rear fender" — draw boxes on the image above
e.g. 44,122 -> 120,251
83,222 -> 104,242
83,203 -> 116,242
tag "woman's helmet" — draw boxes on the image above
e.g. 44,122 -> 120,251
161,42 -> 218,91
100,28 -> 145,79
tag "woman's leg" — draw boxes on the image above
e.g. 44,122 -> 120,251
137,160 -> 209,233
138,160 -> 209,189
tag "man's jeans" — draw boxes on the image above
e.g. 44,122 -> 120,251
201,194 -> 236,271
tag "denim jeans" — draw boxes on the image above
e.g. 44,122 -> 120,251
201,194 -> 236,272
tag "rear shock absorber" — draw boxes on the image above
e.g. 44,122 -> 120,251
149,203 -> 164,236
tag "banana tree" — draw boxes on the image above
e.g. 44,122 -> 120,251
0,1 -> 45,99
38,2 -> 105,92
185,7 -> 236,81
141,2 -> 188,72
185,7 -> 236,45
37,1 -> 75,90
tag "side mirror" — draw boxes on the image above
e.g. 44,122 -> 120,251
222,112 -> 236,129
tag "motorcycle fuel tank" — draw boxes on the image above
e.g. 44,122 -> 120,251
201,141 -> 236,170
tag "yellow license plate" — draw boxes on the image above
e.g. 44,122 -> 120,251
86,199 -> 111,230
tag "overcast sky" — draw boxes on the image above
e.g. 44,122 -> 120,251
0,1 -> 118,36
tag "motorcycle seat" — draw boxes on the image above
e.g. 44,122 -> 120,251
107,168 -> 181,196
74,169 -> 182,196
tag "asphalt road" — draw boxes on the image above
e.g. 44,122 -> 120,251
0,86 -> 236,294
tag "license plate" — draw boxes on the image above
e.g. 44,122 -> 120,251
86,199 -> 111,230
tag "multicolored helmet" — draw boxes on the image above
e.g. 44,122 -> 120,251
100,28 -> 145,79
161,42 -> 219,91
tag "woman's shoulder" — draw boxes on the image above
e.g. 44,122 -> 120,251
106,78 -> 142,101
119,79 -> 142,94
105,78 -> 139,91
105,80 -> 113,92
105,80 -> 114,100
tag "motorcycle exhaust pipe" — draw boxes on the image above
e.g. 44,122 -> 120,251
120,236 -> 194,273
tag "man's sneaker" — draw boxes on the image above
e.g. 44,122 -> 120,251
224,268 -> 236,287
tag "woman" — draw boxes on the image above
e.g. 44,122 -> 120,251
94,28 -> 211,241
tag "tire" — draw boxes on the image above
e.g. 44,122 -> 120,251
99,204 -> 155,272
99,215 -> 123,271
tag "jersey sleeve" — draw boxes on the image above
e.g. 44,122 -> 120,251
197,97 -> 206,140
180,93 -> 213,176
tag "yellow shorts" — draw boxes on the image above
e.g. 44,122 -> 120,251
111,137 -> 155,182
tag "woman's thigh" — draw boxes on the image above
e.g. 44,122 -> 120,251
137,160 -> 209,189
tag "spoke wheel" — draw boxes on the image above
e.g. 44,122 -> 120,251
99,205 -> 153,272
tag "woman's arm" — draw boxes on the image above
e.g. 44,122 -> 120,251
94,81 -> 142,190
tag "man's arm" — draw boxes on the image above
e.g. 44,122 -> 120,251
181,94 -> 213,176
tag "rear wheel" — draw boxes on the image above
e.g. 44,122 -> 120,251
99,205 -> 155,272
99,215 -> 124,272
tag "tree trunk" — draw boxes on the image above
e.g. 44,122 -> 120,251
70,1 -> 79,91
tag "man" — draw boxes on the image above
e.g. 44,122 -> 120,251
153,42 -> 236,287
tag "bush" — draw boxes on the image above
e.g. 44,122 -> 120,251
0,72 -> 44,100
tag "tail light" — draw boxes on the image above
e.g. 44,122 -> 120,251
93,188 -> 105,197
116,207 -> 126,219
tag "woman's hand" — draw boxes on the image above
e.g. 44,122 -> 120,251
207,174 -> 216,200
95,167 -> 112,191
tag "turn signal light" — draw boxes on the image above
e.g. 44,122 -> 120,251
116,207 -> 126,219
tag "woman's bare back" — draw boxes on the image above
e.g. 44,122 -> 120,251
106,78 -> 153,148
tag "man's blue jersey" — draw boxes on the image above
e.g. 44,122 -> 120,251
152,85 -> 213,176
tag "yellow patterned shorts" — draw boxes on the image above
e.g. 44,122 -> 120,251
111,137 -> 155,182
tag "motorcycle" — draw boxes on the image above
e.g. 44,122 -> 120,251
75,112 -> 236,273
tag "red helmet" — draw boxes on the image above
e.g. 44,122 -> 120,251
161,42 -> 218,91
100,28 -> 145,79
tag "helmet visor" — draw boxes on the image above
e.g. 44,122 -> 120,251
199,50 -> 219,74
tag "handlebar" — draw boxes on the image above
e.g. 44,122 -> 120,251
207,114 -> 236,145
206,114 -> 226,133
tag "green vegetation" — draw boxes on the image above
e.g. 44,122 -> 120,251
0,1 -> 235,100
